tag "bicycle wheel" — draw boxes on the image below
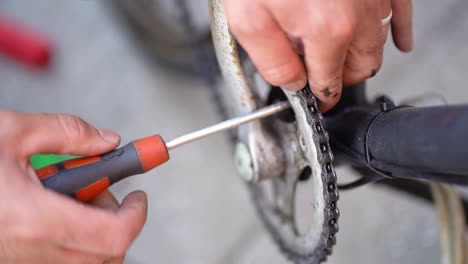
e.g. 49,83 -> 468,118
113,0 -> 217,76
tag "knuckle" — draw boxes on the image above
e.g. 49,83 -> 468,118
227,5 -> 271,37
331,19 -> 355,44
260,62 -> 303,86
310,74 -> 342,91
344,51 -> 383,84
357,42 -> 385,56
309,12 -> 356,44
56,114 -> 90,142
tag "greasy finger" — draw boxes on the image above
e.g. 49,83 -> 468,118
343,1 -> 390,86
391,0 -> 413,52
223,1 -> 307,90
88,189 -> 120,211
302,33 -> 351,112
2,111 -> 120,159
342,25 -> 388,86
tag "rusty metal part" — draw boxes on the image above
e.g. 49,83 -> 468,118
209,0 -> 255,117
431,184 -> 466,264
210,0 -> 286,182
210,1 -> 339,262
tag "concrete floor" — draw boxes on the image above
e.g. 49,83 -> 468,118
1,1 -> 467,263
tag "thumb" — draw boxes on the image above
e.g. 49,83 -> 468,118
3,110 -> 120,159
89,189 -> 120,211
116,191 -> 148,246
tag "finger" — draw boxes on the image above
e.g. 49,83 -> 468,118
301,20 -> 354,112
223,0 -> 307,90
7,242 -> 101,264
303,38 -> 349,112
2,111 -> 120,159
391,0 -> 413,52
343,3 -> 390,86
104,257 -> 125,264
115,191 -> 148,246
30,189 -> 147,257
88,189 -> 120,211
55,246 -> 104,264
342,30 -> 387,86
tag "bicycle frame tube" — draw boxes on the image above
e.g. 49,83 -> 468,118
326,103 -> 468,185
368,105 -> 468,174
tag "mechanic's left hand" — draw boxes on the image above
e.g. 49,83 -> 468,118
223,0 -> 413,111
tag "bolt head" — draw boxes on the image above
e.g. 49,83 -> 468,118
234,142 -> 255,182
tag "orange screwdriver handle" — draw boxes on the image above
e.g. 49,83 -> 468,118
36,135 -> 169,202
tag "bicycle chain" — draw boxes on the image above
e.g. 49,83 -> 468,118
175,1 -> 339,263
286,87 -> 339,263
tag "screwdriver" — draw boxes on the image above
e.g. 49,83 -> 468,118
36,102 -> 290,202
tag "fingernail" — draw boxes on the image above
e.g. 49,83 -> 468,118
132,191 -> 147,202
98,128 -> 120,144
128,191 -> 148,207
283,79 -> 307,90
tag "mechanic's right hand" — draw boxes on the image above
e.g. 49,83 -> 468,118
223,0 -> 413,111
0,110 -> 147,264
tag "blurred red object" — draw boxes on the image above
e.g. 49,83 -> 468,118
0,16 -> 52,67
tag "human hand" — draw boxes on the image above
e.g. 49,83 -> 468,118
223,0 -> 413,111
0,110 -> 147,264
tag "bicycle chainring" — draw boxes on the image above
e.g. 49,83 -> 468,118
247,86 -> 339,264
184,0 -> 340,261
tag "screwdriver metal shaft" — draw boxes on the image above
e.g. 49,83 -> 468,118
38,101 -> 291,202
166,101 -> 291,150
